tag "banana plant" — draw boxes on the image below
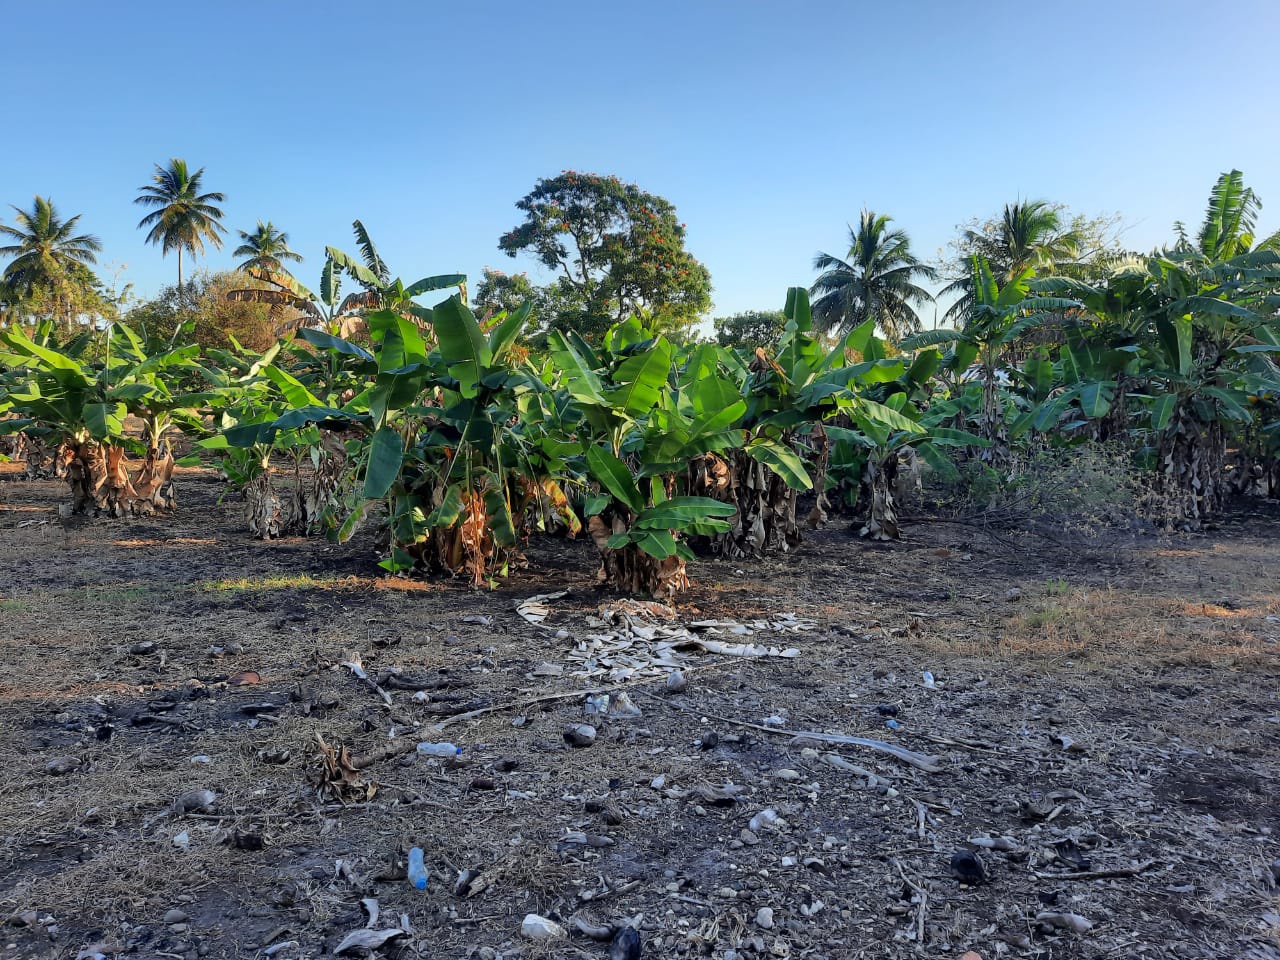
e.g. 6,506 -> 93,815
902,257 -> 1081,461
549,319 -> 741,597
199,340 -> 353,538
0,320 -> 91,475
825,323 -> 988,540
694,287 -> 870,555
267,296 -> 541,583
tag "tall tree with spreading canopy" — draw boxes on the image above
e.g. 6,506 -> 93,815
0,196 -> 104,332
499,172 -> 711,342
810,211 -> 937,344
135,158 -> 227,289
233,220 -> 303,276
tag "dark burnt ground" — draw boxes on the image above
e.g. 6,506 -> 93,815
0,465 -> 1277,960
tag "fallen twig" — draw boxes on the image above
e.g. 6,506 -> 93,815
351,739 -> 418,771
894,860 -> 928,945
433,687 -> 617,728
1032,860 -> 1159,881
642,692 -> 943,772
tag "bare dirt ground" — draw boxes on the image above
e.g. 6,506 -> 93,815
1,465 -> 1278,960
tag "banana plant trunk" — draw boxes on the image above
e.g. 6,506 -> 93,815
1158,405 -> 1225,529
296,432 -> 349,533
588,513 -> 690,598
1094,374 -> 1129,443
689,450 -> 803,559
978,359 -> 1008,463
24,437 -> 70,480
64,440 -> 178,517
858,450 -> 900,541
245,468 -> 296,538
133,441 -> 177,513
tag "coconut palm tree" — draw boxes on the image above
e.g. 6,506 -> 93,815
233,220 -> 303,276
941,200 -> 1080,325
0,196 -> 103,329
810,210 -> 937,344
134,159 -> 226,290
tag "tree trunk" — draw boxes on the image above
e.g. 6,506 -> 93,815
23,437 -> 70,480
588,513 -> 690,598
857,450 -> 900,541
1158,405 -> 1225,530
390,485 -> 520,586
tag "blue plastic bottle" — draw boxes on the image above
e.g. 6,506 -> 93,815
407,847 -> 428,890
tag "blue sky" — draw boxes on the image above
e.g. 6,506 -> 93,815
4,0 -> 1279,325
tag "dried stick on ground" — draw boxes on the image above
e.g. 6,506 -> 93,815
1032,860 -> 1159,881
643,692 -> 943,772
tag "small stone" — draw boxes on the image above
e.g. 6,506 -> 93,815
755,907 -> 774,930
1005,587 -> 1022,602
168,923 -> 189,934
666,670 -> 688,693
173,789 -> 216,814
164,909 -> 188,924
609,926 -> 642,960
950,849 -> 987,885
773,769 -> 801,781
563,724 -> 596,748
45,756 -> 81,776
717,887 -> 738,900
520,914 -> 566,940
129,640 -> 157,655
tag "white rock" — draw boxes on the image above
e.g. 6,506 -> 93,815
520,914 -> 566,940
755,907 -> 775,929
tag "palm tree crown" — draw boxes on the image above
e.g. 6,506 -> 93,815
942,200 -> 1079,326
810,210 -> 937,344
233,220 -> 303,276
0,196 -> 102,295
135,158 -> 226,288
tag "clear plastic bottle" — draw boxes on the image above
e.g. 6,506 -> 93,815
416,742 -> 462,758
407,846 -> 428,890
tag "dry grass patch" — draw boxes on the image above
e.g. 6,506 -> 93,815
996,586 -> 1279,667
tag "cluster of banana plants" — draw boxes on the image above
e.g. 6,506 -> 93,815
893,186 -> 1280,531
0,321 -> 211,516
3,170 -> 1277,594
